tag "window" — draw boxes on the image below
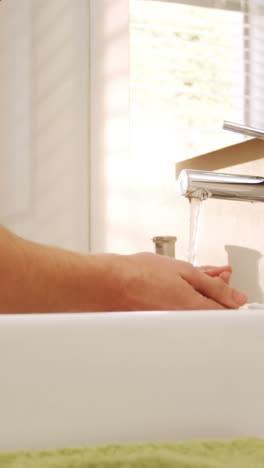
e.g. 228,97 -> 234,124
130,0 -> 261,162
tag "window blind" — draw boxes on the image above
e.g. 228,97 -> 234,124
144,0 -> 242,12
130,0 -> 264,161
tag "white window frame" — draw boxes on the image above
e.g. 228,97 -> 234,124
143,0 -> 241,11
89,0 -> 130,253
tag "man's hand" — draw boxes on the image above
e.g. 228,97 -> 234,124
105,253 -> 247,311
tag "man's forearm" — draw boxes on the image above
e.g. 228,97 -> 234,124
0,226 -> 124,313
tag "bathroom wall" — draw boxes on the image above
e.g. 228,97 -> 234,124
0,0 -> 31,218
1,0 -> 90,253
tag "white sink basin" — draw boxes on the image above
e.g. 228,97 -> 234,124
0,310 -> 264,451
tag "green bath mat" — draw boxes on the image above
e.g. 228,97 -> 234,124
1,438 -> 264,467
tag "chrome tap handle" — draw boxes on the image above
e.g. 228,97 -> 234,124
223,121 -> 264,139
152,236 -> 177,258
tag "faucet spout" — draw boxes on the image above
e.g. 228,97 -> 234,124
223,121 -> 264,139
178,169 -> 264,203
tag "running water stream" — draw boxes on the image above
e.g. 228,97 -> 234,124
187,197 -> 202,265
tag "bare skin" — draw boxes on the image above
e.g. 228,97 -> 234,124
0,226 -> 247,314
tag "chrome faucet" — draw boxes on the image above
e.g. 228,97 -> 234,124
177,122 -> 264,203
223,121 -> 264,139
178,169 -> 264,202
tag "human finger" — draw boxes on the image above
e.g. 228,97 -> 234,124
183,268 -> 247,309
219,271 -> 231,284
197,265 -> 232,277
177,279 -> 226,310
